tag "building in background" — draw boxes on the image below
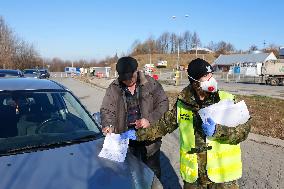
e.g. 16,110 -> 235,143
64,67 -> 80,75
213,52 -> 277,76
279,47 -> 284,59
189,47 -> 213,54
89,67 -> 111,78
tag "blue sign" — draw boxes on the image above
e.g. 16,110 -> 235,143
234,66 -> 240,74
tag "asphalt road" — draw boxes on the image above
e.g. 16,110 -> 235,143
54,77 -> 284,189
161,81 -> 284,100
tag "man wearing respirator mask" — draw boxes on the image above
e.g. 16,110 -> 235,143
135,58 -> 251,189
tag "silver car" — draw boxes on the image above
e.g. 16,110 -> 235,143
0,78 -> 162,189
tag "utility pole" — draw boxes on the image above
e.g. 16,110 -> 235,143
263,40 -> 266,49
171,14 -> 189,86
195,44 -> 198,58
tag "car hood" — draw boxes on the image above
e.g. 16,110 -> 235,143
0,138 -> 154,189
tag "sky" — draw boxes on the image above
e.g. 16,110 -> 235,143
0,0 -> 283,61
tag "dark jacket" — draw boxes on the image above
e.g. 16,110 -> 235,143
100,71 -> 169,134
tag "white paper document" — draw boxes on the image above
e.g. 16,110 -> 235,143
98,133 -> 129,162
198,100 -> 250,127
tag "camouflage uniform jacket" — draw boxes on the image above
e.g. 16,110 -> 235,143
136,85 -> 251,185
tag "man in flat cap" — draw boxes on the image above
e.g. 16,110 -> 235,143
100,56 -> 169,179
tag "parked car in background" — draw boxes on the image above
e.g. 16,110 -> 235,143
39,69 -> 50,79
0,69 -> 24,78
0,78 -> 161,189
23,69 -> 41,79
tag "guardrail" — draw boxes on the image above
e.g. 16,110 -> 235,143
214,72 -> 263,83
50,72 -> 78,78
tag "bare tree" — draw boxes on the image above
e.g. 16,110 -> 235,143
157,32 -> 170,53
130,40 -> 141,55
249,44 -> 258,52
206,41 -> 217,52
264,43 -> 279,56
0,16 -> 14,69
177,34 -> 183,53
170,33 -> 177,54
0,16 -> 40,69
183,31 -> 192,53
13,40 -> 40,69
215,41 -> 235,55
191,32 -> 201,48
226,43 -> 235,53
145,37 -> 156,54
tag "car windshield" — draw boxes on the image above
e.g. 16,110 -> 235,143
0,90 -> 101,155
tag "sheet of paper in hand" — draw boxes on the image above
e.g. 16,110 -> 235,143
98,133 -> 129,162
198,99 -> 250,127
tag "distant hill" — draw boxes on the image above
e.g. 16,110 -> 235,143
133,53 -> 216,69
106,53 -> 217,76
108,53 -> 216,70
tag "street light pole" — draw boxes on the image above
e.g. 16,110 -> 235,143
195,43 -> 198,58
172,16 -> 179,70
172,14 -> 189,86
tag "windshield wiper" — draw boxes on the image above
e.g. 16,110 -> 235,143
0,133 -> 102,156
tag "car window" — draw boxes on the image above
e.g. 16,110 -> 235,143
24,70 -> 37,74
0,91 -> 101,153
0,70 -> 19,77
60,92 -> 97,131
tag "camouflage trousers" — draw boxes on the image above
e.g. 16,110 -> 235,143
183,180 -> 239,189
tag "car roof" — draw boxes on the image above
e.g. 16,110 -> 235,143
39,69 -> 48,72
0,78 -> 67,91
0,69 -> 21,73
24,69 -> 38,71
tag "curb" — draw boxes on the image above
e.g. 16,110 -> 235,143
248,133 -> 284,148
76,78 -> 108,90
87,78 -> 115,90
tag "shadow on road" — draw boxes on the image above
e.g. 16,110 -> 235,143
160,151 -> 181,189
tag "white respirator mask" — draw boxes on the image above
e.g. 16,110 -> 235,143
200,76 -> 218,92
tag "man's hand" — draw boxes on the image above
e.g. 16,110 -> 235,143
102,125 -> 114,135
134,118 -> 150,129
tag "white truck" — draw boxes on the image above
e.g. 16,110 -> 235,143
156,60 -> 167,68
261,59 -> 284,86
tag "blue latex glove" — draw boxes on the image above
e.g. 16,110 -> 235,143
201,118 -> 216,137
120,130 -> 137,140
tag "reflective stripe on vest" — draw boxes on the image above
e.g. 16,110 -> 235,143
178,91 -> 242,183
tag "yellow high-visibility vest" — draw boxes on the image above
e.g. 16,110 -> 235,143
178,91 -> 242,183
